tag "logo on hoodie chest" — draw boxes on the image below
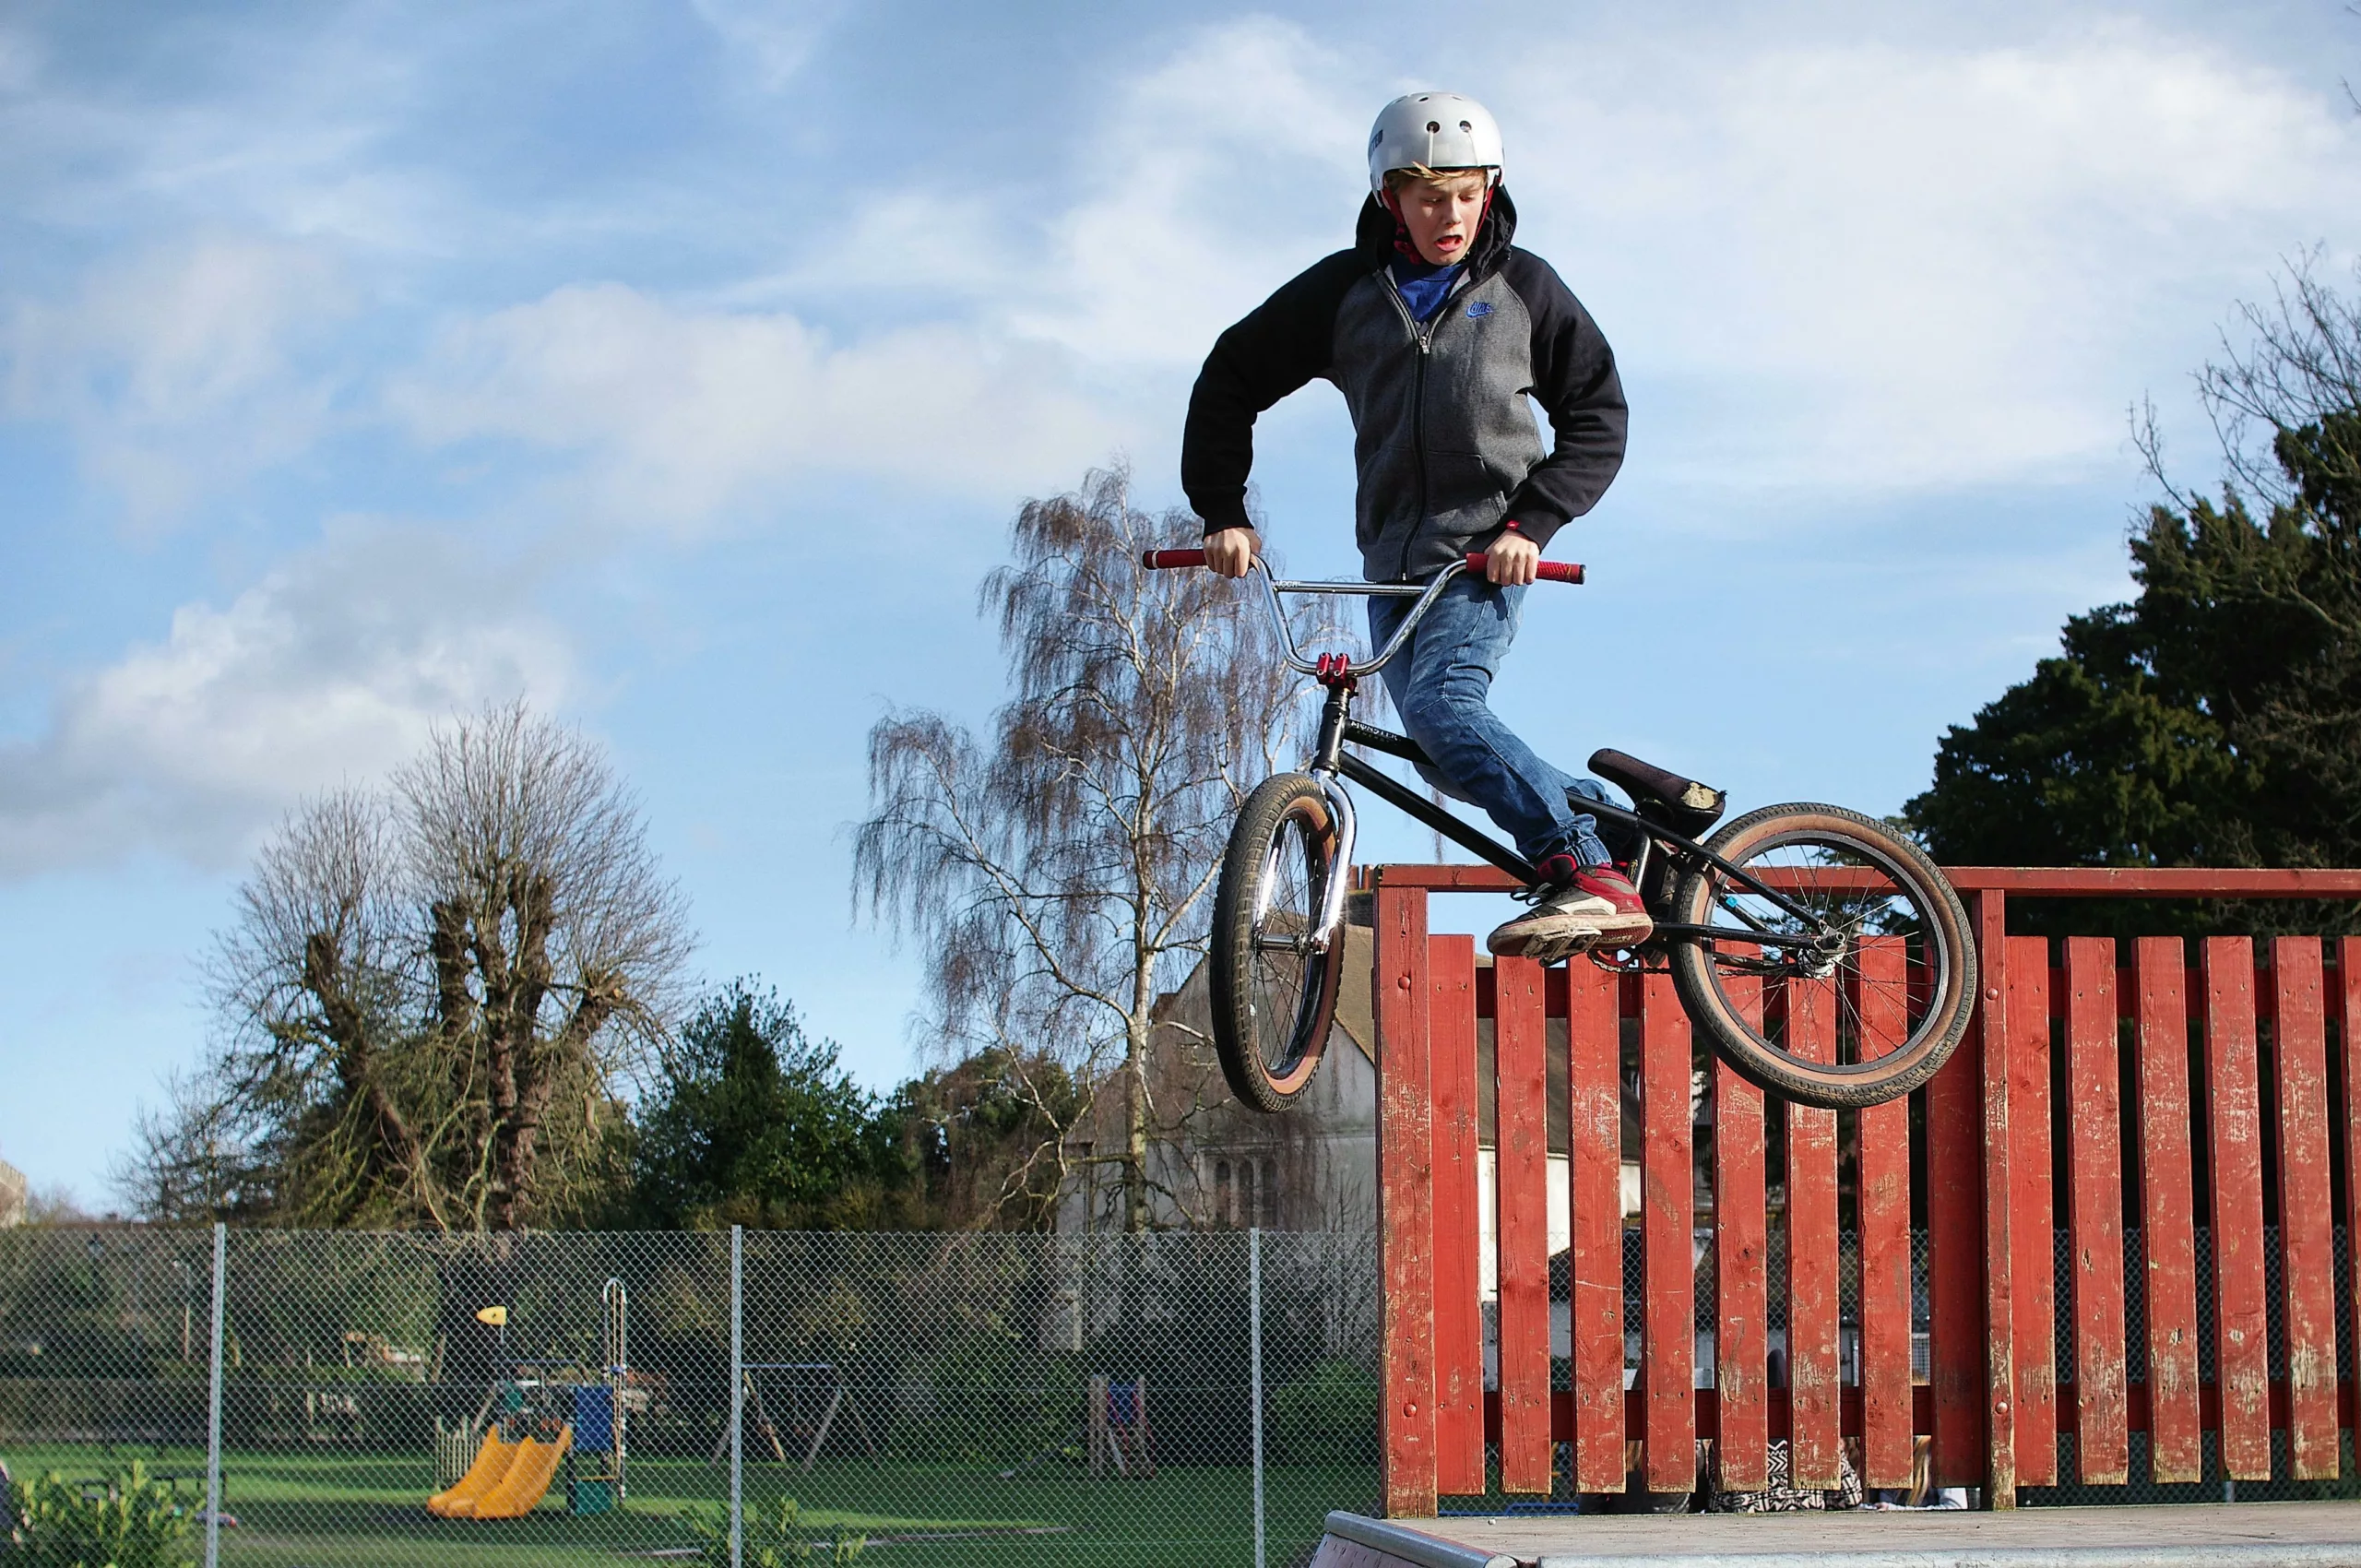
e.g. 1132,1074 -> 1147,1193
1465,300 -> 1492,318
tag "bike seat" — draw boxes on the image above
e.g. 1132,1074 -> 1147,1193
1589,748 -> 1727,837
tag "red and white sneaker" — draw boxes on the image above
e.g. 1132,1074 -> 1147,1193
1488,856 -> 1655,959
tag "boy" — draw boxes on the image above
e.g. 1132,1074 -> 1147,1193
1181,91 -> 1644,956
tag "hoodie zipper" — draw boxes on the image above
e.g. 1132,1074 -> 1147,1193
1384,272 -> 1466,582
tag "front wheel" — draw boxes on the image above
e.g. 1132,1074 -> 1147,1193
1667,803 -> 1974,1109
1209,774 -> 1347,1112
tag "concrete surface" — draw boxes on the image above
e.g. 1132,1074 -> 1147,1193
1319,1501 -> 2361,1568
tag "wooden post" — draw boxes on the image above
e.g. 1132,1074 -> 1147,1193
1566,959 -> 1626,1493
2063,937 -> 2127,1483
1975,890 -> 2017,1508
2130,938 -> 2200,1483
2271,938 -> 2338,1479
1854,937 -> 1914,1491
1926,969 -> 1985,1490
2201,938 -> 2270,1480
2005,935 -> 2055,1486
1785,972 -> 1840,1489
1375,874 -> 1436,1516
1712,958 -> 1767,1493
1639,972 -> 1694,1493
1428,936 -> 1485,1496
1495,956 -> 1551,1494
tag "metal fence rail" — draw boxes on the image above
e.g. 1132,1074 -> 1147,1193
0,1227 -> 1380,1568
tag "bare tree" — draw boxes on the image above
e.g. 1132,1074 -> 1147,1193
855,467 -> 1307,1230
128,703 -> 690,1229
2196,252 -> 2361,509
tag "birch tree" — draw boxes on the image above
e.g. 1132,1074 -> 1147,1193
855,468 -> 1305,1230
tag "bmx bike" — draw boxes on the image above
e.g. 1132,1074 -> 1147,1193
1142,547 -> 1975,1113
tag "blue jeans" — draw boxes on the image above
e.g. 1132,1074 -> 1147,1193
1368,576 -> 1612,869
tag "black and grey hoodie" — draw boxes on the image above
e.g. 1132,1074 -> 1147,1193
1181,189 -> 1627,581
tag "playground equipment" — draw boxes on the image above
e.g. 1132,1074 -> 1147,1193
427,1425 -> 572,1518
1086,1374 -> 1152,1479
423,1277 -> 628,1519
568,1277 -> 629,1515
711,1362 -> 876,1472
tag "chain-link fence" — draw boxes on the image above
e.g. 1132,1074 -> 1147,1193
0,1228 -> 1379,1567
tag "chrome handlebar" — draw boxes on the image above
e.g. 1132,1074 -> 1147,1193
1252,558 -> 1474,680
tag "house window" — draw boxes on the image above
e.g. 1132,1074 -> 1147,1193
1214,1159 -> 1232,1228
1261,1158 -> 1279,1228
1239,1158 -> 1257,1230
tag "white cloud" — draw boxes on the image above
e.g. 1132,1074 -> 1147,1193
1491,21 -> 2361,493
385,281 -> 1124,529
3,234 -> 352,527
0,522 -> 569,876
1010,18 -> 1370,371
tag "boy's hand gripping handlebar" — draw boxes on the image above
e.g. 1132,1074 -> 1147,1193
1141,548 -> 1584,584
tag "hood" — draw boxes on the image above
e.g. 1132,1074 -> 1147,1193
1353,184 -> 1520,279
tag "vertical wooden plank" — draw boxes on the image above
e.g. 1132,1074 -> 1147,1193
1926,948 -> 1987,1490
1374,878 -> 1437,1516
1640,971 -> 1695,1493
1566,958 -> 1625,1493
2271,938 -> 2338,1479
1494,956 -> 1552,1494
2201,937 -> 2270,1481
1784,972 -> 1840,1489
2063,937 -> 2129,1484
2343,940 -> 2361,1484
1855,936 -> 1914,1491
2131,937 -> 2200,1484
1713,959 -> 1768,1493
1976,891 -> 2018,1506
2006,935 -> 2056,1486
1428,936 -> 1484,1495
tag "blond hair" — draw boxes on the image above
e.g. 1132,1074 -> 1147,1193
1382,163 -> 1490,197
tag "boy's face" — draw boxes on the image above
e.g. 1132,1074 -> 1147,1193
1393,172 -> 1489,267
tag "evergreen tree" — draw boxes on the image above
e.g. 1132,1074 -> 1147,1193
1906,266 -> 2361,930
632,980 -> 903,1229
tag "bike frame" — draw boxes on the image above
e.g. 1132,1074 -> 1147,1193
1194,555 -> 1844,962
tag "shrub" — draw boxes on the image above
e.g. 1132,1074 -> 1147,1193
1269,1357 -> 1379,1466
682,1495 -> 863,1566
9,1462 -> 196,1568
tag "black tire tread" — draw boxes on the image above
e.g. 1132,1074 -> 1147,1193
1669,802 -> 1975,1109
1209,774 -> 1344,1113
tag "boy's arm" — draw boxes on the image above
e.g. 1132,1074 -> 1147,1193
1182,252 -> 1362,535
1498,252 -> 1629,550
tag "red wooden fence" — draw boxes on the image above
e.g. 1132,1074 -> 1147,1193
1368,864 -> 2361,1516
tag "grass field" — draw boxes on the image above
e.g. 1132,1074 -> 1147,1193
2,1443 -> 1376,1566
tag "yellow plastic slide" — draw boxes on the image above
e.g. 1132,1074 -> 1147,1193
469,1425 -> 571,1519
427,1431 -> 515,1517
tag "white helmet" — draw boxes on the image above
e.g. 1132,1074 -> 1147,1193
1367,92 -> 1503,196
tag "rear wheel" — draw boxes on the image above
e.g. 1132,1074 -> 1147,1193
1667,803 -> 1973,1109
1210,774 -> 1346,1112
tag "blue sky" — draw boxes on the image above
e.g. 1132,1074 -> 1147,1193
3,1 -> 2357,1205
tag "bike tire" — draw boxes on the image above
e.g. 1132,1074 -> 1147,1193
1667,802 -> 1974,1109
1210,773 -> 1347,1113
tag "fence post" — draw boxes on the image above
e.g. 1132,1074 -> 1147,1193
205,1221 -> 225,1568
1250,1227 -> 1265,1568
730,1225 -> 743,1568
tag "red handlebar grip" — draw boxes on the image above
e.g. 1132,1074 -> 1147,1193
1464,553 -> 1584,584
1142,548 -> 1208,569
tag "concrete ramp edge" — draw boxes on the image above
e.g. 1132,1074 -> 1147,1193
1525,1545 -> 2361,1568
1323,1512 -> 1521,1568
